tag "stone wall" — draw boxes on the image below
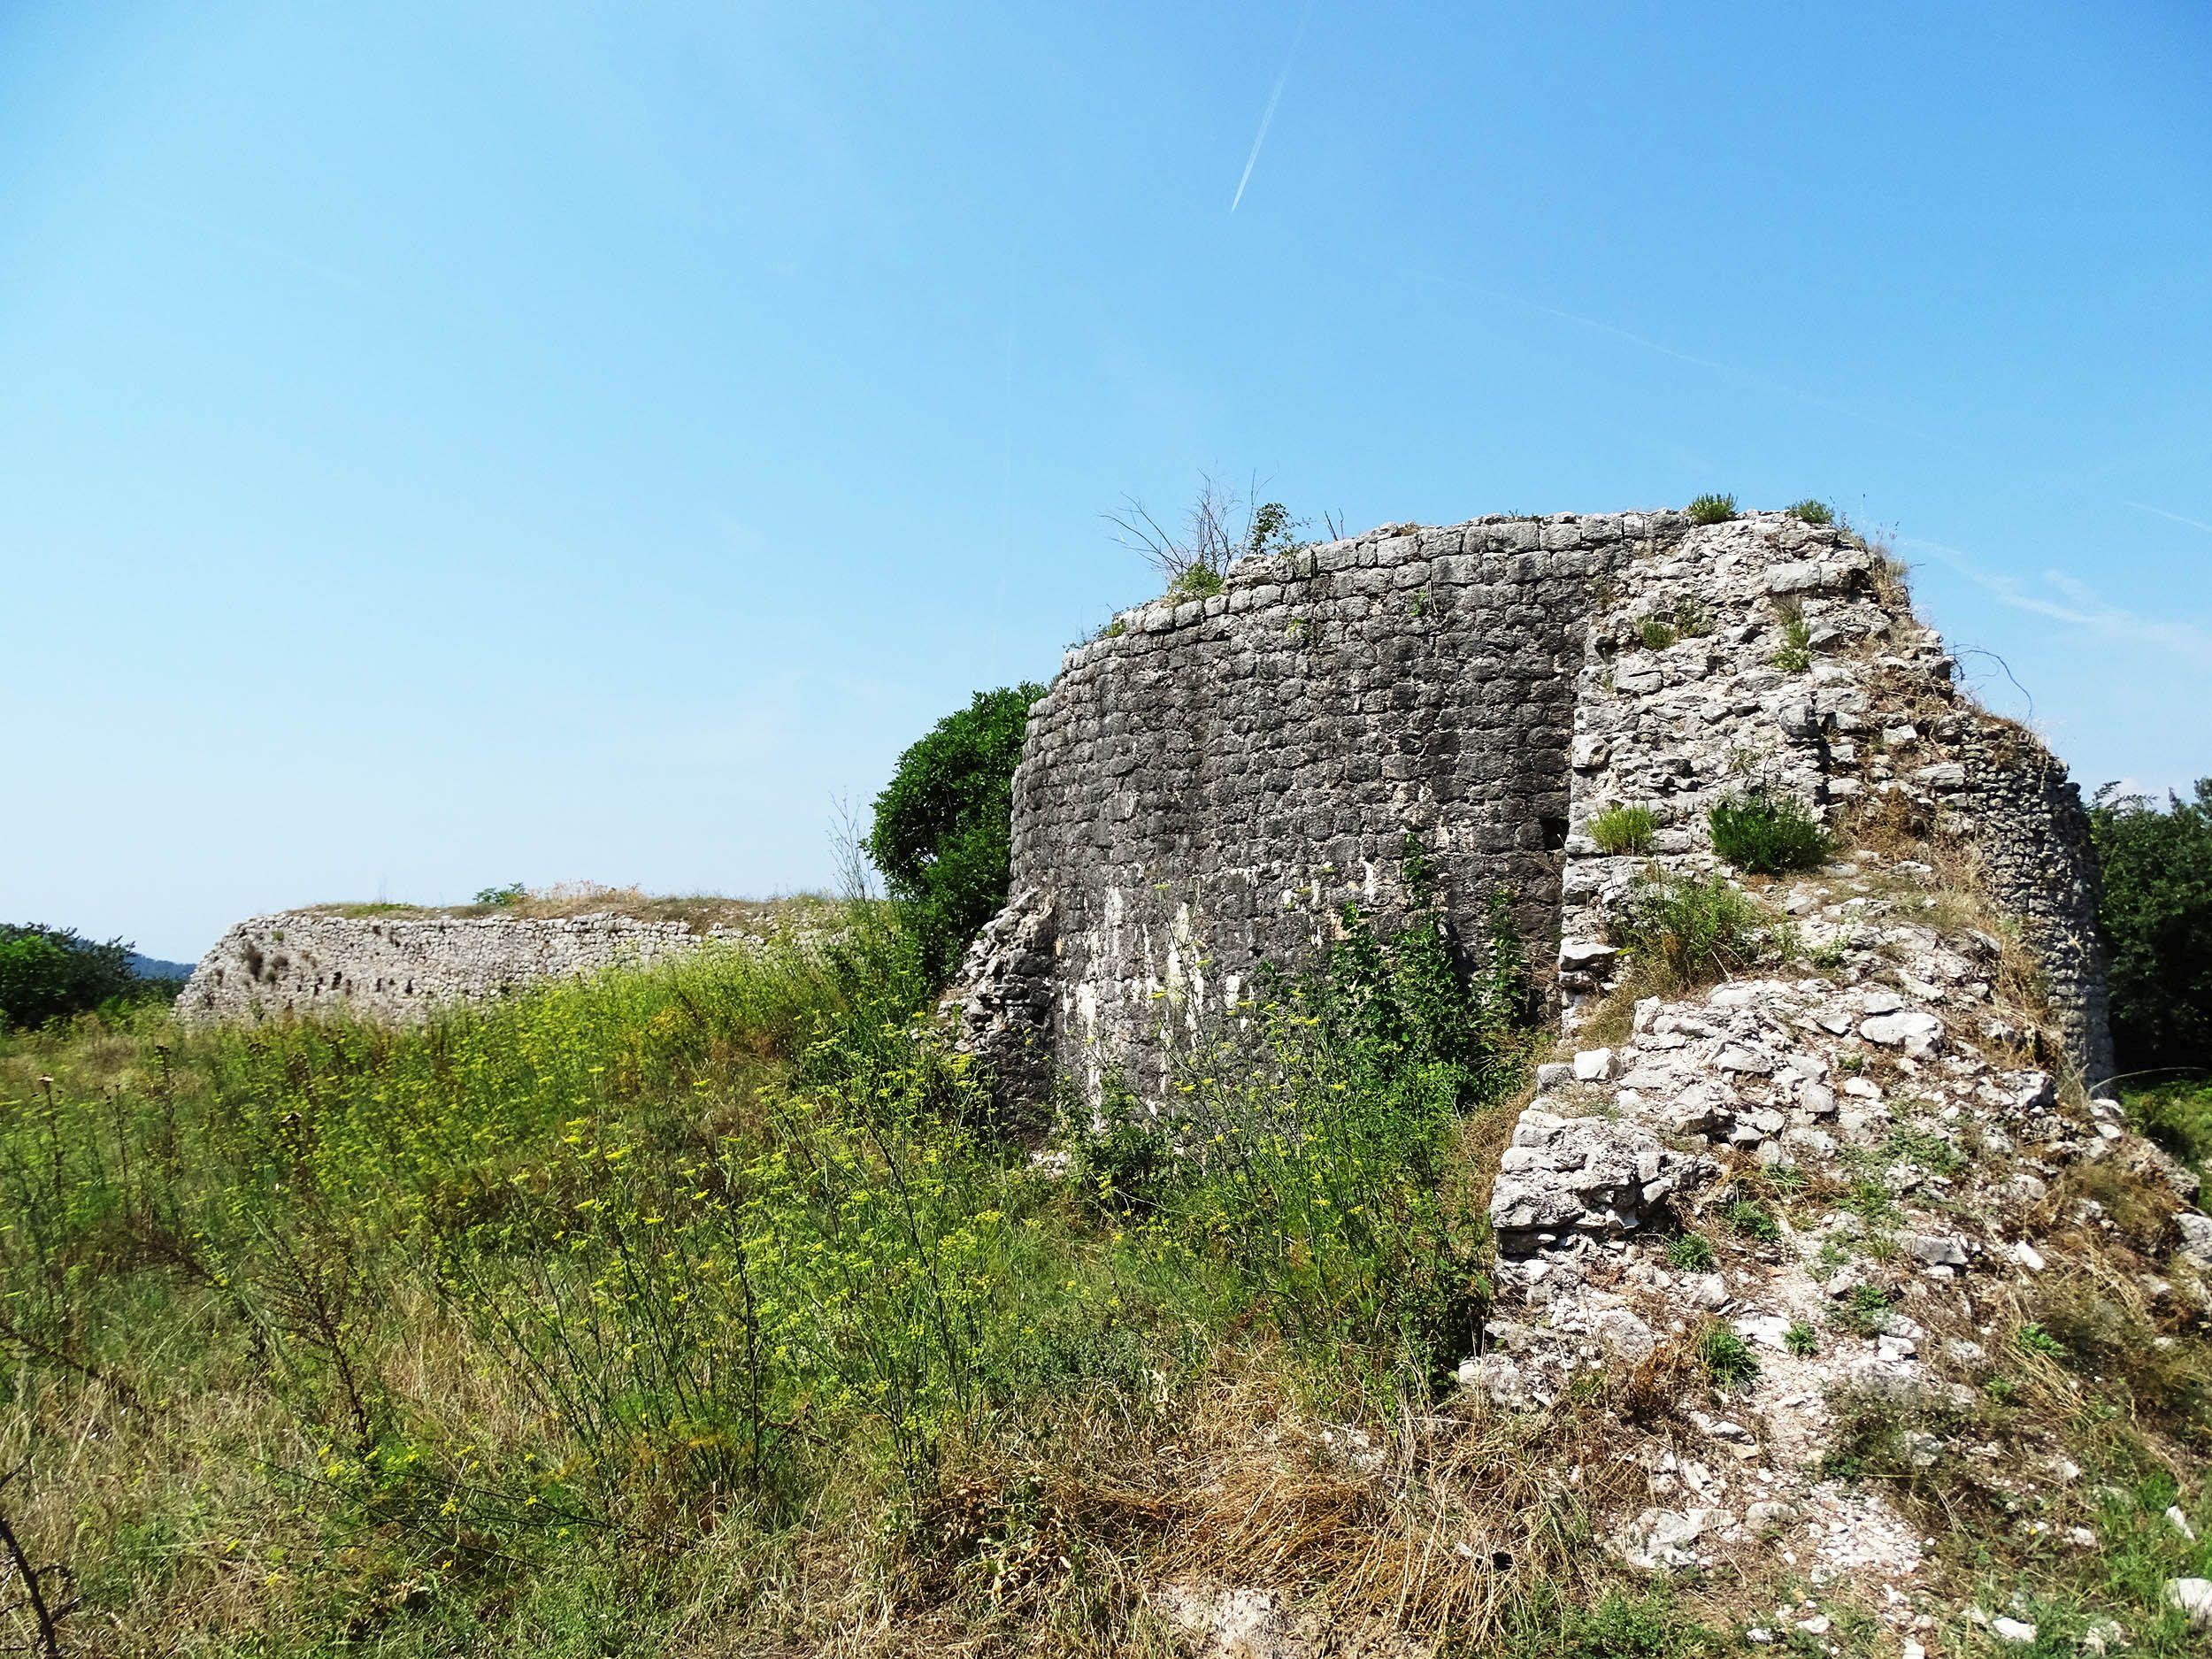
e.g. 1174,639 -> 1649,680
179,911 -> 768,1024
958,509 -> 2114,1094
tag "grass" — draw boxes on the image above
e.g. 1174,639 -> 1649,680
311,884 -> 830,935
1610,873 -> 1785,994
1695,1325 -> 1758,1389
1586,804 -> 1658,856
1667,1233 -> 1716,1273
1786,499 -> 1834,526
5,868 -> 1674,1656
1707,792 -> 1832,875
1637,616 -> 1679,650
1686,493 -> 1737,526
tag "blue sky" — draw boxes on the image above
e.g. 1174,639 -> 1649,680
4,1 -> 2208,961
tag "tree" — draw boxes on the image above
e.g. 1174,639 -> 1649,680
0,924 -> 141,1030
867,684 -> 1044,984
2090,780 -> 2212,1074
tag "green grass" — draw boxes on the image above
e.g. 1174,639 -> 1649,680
1611,873 -> 1785,993
1586,804 -> 1659,856
1695,1325 -> 1759,1388
1636,616 -> 1679,650
1666,1233 -> 1716,1272
1686,493 -> 1737,526
1724,1198 -> 1780,1242
0,866 -> 1566,1655
1785,499 -> 1834,526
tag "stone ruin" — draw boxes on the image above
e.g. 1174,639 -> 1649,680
952,508 -> 2111,1102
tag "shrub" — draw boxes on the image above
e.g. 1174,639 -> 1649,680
1696,1324 -> 1759,1386
1786,498 -> 1834,526
2090,780 -> 2212,1073
866,683 -> 1045,984
1133,847 -> 1534,1388
1725,1198 -> 1779,1242
472,881 -> 526,906
0,923 -> 142,1030
2128,1081 -> 2212,1179
1707,791 -> 1831,875
1108,474 -> 1302,599
1667,1233 -> 1716,1272
1686,493 -> 1737,526
1636,616 -> 1678,650
1769,615 -> 1813,673
1586,805 -> 1658,856
1612,874 -> 1778,991
1671,597 -> 1712,637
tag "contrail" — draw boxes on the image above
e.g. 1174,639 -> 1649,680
2124,500 -> 2212,536
1231,0 -> 1317,213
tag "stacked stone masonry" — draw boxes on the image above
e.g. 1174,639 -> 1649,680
180,911 -> 774,1024
957,510 -> 2113,1095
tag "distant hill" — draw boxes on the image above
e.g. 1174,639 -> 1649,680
127,952 -> 194,980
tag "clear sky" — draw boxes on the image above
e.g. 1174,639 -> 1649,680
4,2 -> 2208,962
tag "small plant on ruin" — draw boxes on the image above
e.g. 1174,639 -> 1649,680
1668,1233 -> 1717,1272
1834,1283 -> 1893,1337
1107,473 -> 1302,600
1686,492 -> 1737,525
1612,873 -> 1779,991
1672,596 -> 1712,637
1587,805 -> 1659,856
1636,615 -> 1678,650
1707,791 -> 1832,876
1770,614 -> 1814,673
1787,498 -> 1835,526
472,881 -> 526,906
1726,1198 -> 1780,1242
1697,1323 -> 1760,1387
1786,1319 -> 1818,1357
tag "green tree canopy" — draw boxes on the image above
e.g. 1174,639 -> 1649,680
2091,780 -> 2212,1075
866,683 -> 1043,984
0,923 -> 141,1030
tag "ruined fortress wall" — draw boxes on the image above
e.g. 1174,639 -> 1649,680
970,513 -> 1686,1098
180,912 -> 757,1024
960,510 -> 2115,1094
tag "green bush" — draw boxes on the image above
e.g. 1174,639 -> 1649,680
2090,780 -> 2212,1073
0,923 -> 142,1030
1769,614 -> 1813,673
866,683 -> 1044,984
1707,791 -> 1831,875
1786,498 -> 1834,526
1636,616 -> 1679,650
1686,493 -> 1737,525
1725,1198 -> 1779,1241
1667,1233 -> 1716,1272
1587,804 -> 1658,856
1612,874 -> 1778,991
472,881 -> 526,906
1145,847 -> 1534,1386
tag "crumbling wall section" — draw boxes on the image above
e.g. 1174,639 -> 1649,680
958,513 -> 1686,1099
180,912 -> 768,1024
964,509 -> 2114,1096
